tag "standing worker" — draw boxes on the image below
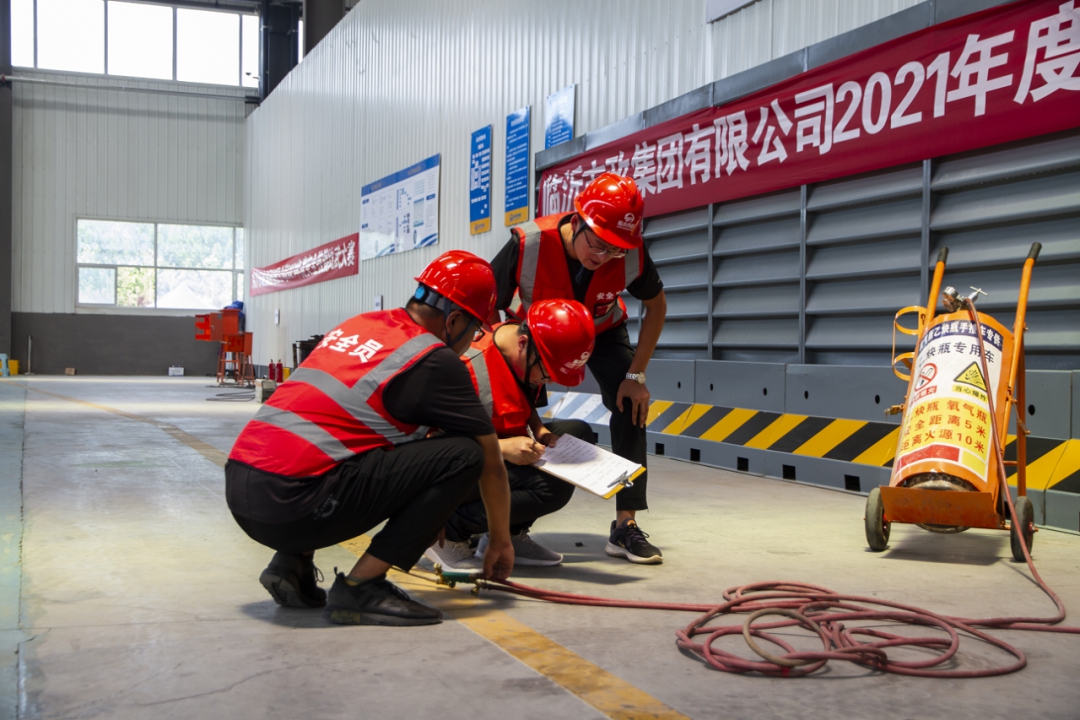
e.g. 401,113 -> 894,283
489,173 -> 668,564
426,298 -> 597,569
226,250 -> 514,626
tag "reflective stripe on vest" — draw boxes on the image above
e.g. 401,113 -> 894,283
517,220 -> 542,305
230,309 -> 444,476
251,405 -> 355,463
514,215 -> 643,334
462,326 -> 532,438
462,346 -> 494,418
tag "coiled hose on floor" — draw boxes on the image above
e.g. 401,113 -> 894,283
469,304 -> 1079,678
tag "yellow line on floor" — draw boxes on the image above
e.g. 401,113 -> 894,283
4,380 -> 229,467
14,380 -> 690,720
338,543 -> 690,720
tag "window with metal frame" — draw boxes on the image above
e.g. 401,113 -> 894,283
11,0 -> 260,87
76,219 -> 245,309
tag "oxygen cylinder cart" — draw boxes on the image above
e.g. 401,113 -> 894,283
865,243 -> 1041,562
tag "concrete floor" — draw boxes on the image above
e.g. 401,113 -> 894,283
2,377 -> 1078,720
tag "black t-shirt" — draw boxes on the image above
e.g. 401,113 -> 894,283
383,345 -> 495,436
489,214 -> 664,311
225,340 -> 493,523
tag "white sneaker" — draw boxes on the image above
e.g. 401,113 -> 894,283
424,539 -> 481,570
477,530 -> 563,567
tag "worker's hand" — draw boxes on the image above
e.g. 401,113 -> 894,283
500,436 -> 546,465
617,379 -> 651,428
536,428 -> 560,448
482,535 -> 514,581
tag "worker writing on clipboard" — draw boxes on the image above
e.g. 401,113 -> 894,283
225,251 -> 514,627
489,173 -> 667,564
426,299 -> 597,569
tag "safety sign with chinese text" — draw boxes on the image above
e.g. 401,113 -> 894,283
470,126 -> 492,235
360,155 -> 441,261
505,107 -> 531,226
893,314 -> 1012,488
545,85 -> 575,149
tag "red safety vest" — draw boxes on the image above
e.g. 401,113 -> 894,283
228,308 -> 445,477
511,213 -> 643,335
462,324 -> 532,438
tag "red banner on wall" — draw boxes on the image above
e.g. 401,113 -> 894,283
250,233 -> 359,296
539,0 -> 1080,219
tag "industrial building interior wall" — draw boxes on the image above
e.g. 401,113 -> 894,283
244,0 -> 921,365
11,69 -> 247,374
632,127 -> 1080,369
12,70 -> 247,314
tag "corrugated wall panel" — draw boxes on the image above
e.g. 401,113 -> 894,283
246,0 -> 918,364
12,70 -> 247,314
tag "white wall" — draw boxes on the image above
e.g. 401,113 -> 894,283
12,69 -> 248,314
245,0 -> 921,364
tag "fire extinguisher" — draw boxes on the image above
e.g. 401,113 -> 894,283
274,360 -> 283,382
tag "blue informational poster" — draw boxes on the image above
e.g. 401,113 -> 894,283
544,85 -> 575,149
469,126 -> 492,235
504,106 -> 531,227
360,154 -> 440,261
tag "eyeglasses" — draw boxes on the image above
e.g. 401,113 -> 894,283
472,324 -> 486,343
533,361 -> 551,386
579,228 -> 627,259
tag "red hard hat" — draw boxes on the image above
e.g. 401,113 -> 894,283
414,250 -> 497,325
574,172 -> 644,250
527,299 -> 595,387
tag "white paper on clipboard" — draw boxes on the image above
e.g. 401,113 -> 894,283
533,434 -> 644,499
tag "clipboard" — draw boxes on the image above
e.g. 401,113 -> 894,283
532,433 -> 644,499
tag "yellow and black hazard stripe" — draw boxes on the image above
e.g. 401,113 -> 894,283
1003,437 -> 1080,494
641,401 -> 901,467
544,393 -> 1080,495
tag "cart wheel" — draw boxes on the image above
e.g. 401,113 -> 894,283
1010,496 -> 1034,562
865,487 -> 890,552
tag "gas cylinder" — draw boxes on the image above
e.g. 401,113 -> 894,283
891,294 -> 1014,496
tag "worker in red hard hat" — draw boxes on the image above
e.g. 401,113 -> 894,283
226,250 -> 514,626
425,299 -> 598,570
490,172 -> 668,564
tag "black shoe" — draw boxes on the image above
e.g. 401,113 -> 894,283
259,552 -> 327,608
322,571 -> 442,626
606,520 -> 663,564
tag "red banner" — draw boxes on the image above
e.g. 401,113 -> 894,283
250,233 -> 359,296
540,0 -> 1080,218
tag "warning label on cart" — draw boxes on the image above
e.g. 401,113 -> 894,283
954,362 -> 988,393
893,316 -> 1011,488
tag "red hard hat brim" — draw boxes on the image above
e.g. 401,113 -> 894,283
550,365 -> 587,387
579,211 -> 642,250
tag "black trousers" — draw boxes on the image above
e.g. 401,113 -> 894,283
231,435 -> 483,571
586,323 -> 648,512
444,419 -> 596,542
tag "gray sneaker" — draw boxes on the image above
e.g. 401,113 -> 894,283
477,530 -> 563,567
323,571 -> 442,626
424,538 -> 482,570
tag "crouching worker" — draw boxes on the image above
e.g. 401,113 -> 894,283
225,250 -> 514,626
425,298 -> 597,570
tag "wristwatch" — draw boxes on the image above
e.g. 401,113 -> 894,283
625,372 -> 646,385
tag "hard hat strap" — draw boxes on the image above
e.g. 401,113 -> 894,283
415,284 -> 475,346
